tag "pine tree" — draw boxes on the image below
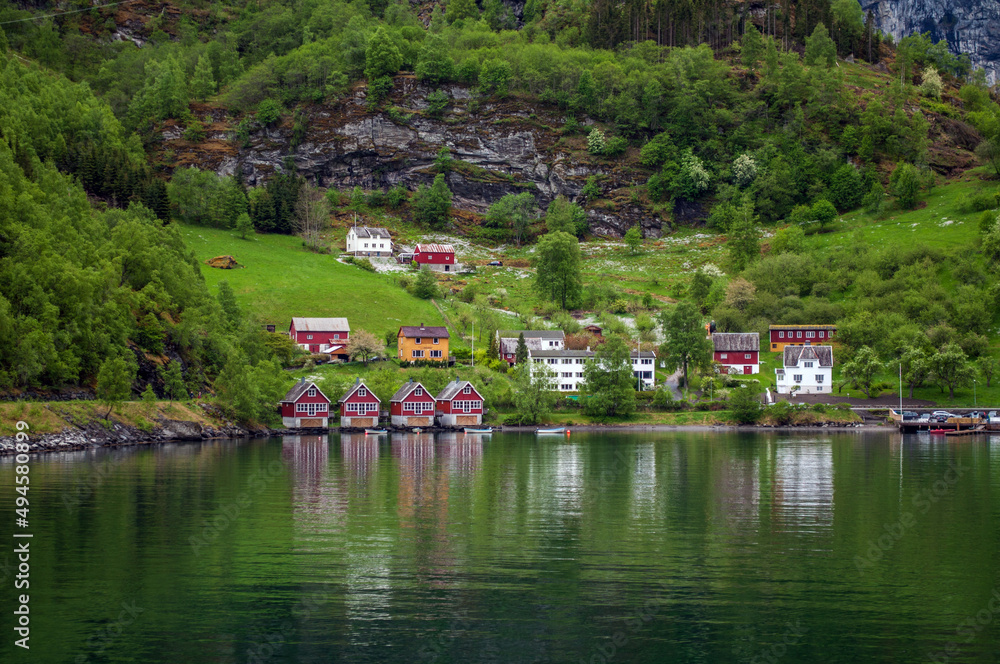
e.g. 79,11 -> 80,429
515,333 -> 529,364
741,23 -> 764,72
191,54 -> 216,101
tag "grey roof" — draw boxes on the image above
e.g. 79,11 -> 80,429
499,336 -> 546,355
351,226 -> 391,239
783,345 -> 834,368
399,325 -> 449,338
436,379 -> 481,401
530,349 -> 594,358
497,330 -> 566,340
713,333 -> 759,352
338,378 -> 379,403
280,380 -> 329,403
390,380 -> 433,402
630,350 -> 657,359
291,317 -> 350,332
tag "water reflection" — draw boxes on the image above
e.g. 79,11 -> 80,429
8,431 -> 1000,663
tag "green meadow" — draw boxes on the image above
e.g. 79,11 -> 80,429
179,224 -> 452,343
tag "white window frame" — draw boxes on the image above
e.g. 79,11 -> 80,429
415,337 -> 422,344
412,350 -> 424,358
433,337 -> 439,344
816,375 -> 825,383
779,331 -> 785,339
744,354 -> 751,360
430,350 -> 442,358
307,386 -> 316,397
721,353 -> 728,359
793,374 -> 803,382
358,388 -> 367,397
307,334 -> 313,340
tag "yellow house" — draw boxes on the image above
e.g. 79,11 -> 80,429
398,324 -> 449,362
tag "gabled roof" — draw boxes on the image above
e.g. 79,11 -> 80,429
281,380 -> 330,403
436,379 -> 481,401
783,345 -> 834,368
350,226 -> 391,239
291,317 -> 350,332
713,332 -> 760,352
399,325 -> 449,338
530,349 -> 595,358
390,379 -> 434,402
415,243 -> 455,254
497,330 -> 566,340
630,350 -> 657,359
338,379 -> 380,403
499,337 -> 547,355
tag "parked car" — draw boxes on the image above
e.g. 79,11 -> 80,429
901,411 -> 920,421
931,411 -> 958,419
487,260 -> 503,266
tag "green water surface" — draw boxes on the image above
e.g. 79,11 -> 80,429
1,431 -> 999,663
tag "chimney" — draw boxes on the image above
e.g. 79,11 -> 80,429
355,377 -> 360,385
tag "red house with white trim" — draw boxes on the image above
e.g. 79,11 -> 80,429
289,317 -> 350,358
390,379 -> 437,427
338,378 -> 381,428
768,325 -> 838,351
435,379 -> 484,427
414,244 -> 456,271
712,333 -> 759,374
279,379 -> 331,428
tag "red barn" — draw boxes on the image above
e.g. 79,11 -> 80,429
279,379 -> 331,428
435,379 -> 484,427
712,332 -> 759,374
390,379 -> 437,427
768,324 -> 838,351
289,317 -> 350,358
413,244 -> 456,271
338,378 -> 381,428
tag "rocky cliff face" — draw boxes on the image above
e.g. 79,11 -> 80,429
860,0 -> 1000,82
167,77 -> 665,238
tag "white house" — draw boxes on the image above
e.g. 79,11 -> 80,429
346,226 -> 392,257
528,348 -> 656,392
775,345 -> 834,395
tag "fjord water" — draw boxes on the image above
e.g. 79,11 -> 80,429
2,432 -> 1000,663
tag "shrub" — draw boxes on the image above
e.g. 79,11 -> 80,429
388,184 -> 409,208
256,98 -> 283,125
603,136 -> 628,157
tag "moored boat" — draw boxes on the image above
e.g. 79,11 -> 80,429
463,427 -> 493,433
536,427 -> 568,434
364,428 -> 387,435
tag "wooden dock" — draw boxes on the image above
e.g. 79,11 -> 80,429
890,410 -> 999,433
944,427 -> 989,437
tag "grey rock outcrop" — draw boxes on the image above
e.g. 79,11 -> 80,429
178,77 -> 663,238
861,0 -> 1000,82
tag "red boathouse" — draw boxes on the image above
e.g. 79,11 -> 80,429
435,379 -> 484,427
338,378 -> 381,428
280,379 -> 331,428
390,379 -> 437,427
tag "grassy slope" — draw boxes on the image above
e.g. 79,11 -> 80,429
179,224 -> 453,343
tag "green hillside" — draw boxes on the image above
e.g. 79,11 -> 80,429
179,224 -> 449,341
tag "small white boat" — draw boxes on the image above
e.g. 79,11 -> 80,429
535,427 -> 568,434
463,427 -> 493,434
364,428 -> 387,435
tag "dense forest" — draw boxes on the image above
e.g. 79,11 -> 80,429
0,0 -> 999,412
